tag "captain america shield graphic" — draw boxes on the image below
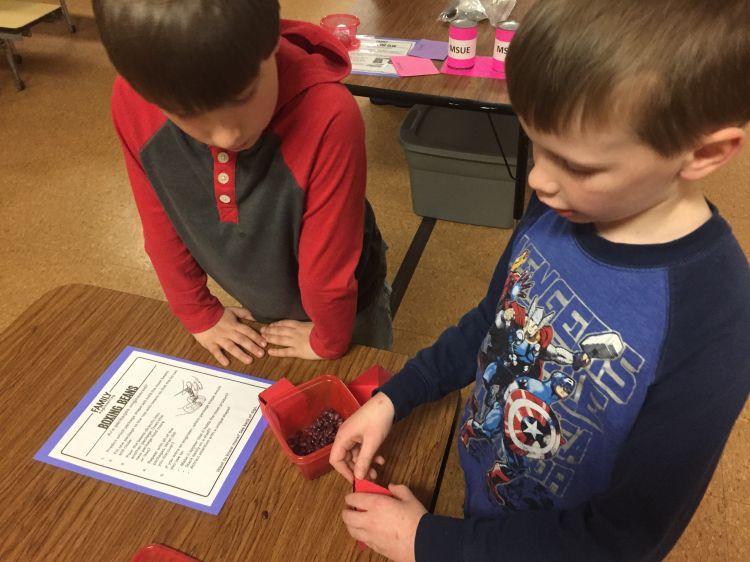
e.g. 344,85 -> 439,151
503,389 -> 562,459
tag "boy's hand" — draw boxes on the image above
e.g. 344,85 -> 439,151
193,307 -> 266,367
342,484 -> 427,562
330,392 -> 395,482
260,320 -> 323,360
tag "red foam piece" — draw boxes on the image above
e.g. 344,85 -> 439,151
347,364 -> 391,405
131,544 -> 201,562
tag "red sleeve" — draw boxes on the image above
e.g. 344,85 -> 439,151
111,78 -> 224,333
296,94 -> 366,358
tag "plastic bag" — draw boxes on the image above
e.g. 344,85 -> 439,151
438,0 -> 487,23
480,0 -> 517,26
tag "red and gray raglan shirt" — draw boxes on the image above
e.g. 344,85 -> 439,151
111,20 -> 385,359
379,195 -> 750,560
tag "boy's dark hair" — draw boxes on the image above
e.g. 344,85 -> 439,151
506,0 -> 750,156
92,0 -> 280,114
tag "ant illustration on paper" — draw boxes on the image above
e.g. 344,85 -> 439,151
175,377 -> 206,414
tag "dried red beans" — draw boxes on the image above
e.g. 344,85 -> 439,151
287,408 -> 344,456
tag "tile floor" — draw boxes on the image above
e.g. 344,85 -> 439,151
0,1 -> 747,559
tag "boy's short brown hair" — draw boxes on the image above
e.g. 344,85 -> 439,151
92,0 -> 280,114
506,0 -> 750,156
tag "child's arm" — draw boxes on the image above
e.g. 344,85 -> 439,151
330,255 -> 509,482
345,316 -> 749,562
332,197 -> 547,478
265,89 -> 367,360
378,196 -> 547,422
330,391 -> 395,481
116,134 -> 267,365
112,111 -> 223,333
111,82 -> 266,365
412,264 -> 750,561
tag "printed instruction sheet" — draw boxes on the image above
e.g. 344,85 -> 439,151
35,347 -> 272,514
350,36 -> 417,77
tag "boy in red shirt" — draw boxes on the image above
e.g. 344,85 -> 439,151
93,0 -> 391,365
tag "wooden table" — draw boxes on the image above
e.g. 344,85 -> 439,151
344,0 -> 535,112
0,285 -> 459,562
340,0 -> 535,315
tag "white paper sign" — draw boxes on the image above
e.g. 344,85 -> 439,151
350,36 -> 417,77
36,347 -> 272,514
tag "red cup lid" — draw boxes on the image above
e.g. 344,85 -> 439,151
320,13 -> 360,27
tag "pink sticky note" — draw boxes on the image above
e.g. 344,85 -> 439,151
441,56 -> 506,80
391,55 -> 440,77
347,364 -> 391,405
353,478 -> 393,551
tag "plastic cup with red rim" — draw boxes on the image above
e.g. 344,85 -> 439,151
320,14 -> 361,50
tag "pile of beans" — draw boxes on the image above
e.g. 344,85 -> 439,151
287,408 -> 344,456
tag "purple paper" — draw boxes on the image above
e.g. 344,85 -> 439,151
441,56 -> 506,80
408,39 -> 450,61
34,346 -> 274,515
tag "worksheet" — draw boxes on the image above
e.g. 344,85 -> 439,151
35,347 -> 272,514
350,36 -> 417,77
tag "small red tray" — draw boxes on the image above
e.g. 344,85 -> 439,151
130,544 -> 201,562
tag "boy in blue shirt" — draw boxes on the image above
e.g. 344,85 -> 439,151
330,0 -> 750,560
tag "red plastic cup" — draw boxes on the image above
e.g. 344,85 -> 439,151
320,13 -> 361,50
259,375 -> 361,480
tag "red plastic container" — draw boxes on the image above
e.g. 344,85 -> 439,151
320,13 -> 361,50
130,544 -> 201,562
259,375 -> 360,480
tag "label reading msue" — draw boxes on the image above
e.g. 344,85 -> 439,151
494,40 -> 511,61
448,38 -> 476,60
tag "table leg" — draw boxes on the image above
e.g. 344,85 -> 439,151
2,39 -> 25,91
428,391 -> 462,512
513,127 -> 530,221
390,217 -> 436,318
58,0 -> 77,33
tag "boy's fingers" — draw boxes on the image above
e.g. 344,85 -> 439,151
341,509 -> 368,535
266,347 -> 296,358
233,335 -> 265,358
235,324 -> 267,347
345,492 -> 382,511
268,319 -> 301,329
330,460 -> 354,482
330,438 -> 358,481
210,347 -> 229,367
231,307 -> 255,321
353,440 -> 379,480
387,483 -> 414,501
223,342 -> 253,365
260,324 -> 290,335
261,328 -> 295,344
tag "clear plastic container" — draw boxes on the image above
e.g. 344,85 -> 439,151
320,13 -> 361,50
259,375 -> 360,480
